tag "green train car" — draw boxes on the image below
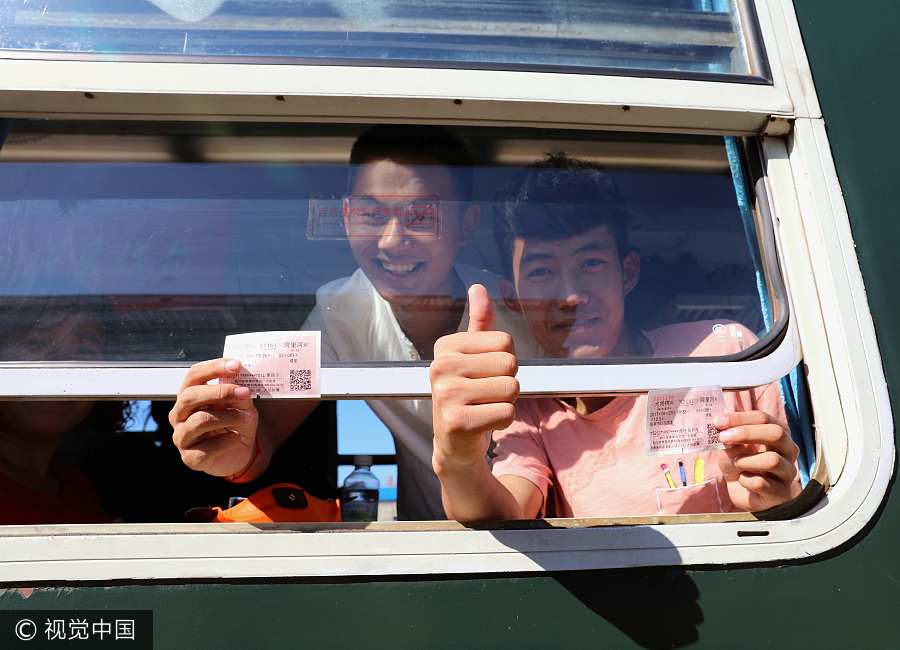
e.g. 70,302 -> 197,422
0,1 -> 896,648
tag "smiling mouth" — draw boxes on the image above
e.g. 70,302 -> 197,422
376,260 -> 425,276
553,317 -> 602,332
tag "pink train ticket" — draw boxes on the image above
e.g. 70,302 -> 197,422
222,331 -> 321,399
646,385 -> 726,456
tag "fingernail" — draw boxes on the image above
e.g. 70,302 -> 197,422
234,386 -> 250,398
225,359 -> 241,372
714,415 -> 729,428
718,429 -> 734,442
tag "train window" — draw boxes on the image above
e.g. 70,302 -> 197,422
0,121 -> 795,398
0,1 -> 891,585
0,0 -> 767,81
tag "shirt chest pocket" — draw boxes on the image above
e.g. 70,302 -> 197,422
655,477 -> 725,515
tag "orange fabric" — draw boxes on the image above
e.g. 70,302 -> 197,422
203,483 -> 341,523
0,466 -> 108,525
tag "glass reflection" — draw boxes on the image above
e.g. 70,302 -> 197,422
0,121 -> 774,364
0,0 -> 756,77
0,308 -> 130,524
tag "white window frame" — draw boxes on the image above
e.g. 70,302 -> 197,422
0,0 -> 892,582
0,0 -> 804,133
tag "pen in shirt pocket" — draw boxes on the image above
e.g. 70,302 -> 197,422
677,459 -> 688,486
693,457 -> 705,484
660,463 -> 678,489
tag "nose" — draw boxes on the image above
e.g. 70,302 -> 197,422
377,217 -> 408,253
558,272 -> 590,308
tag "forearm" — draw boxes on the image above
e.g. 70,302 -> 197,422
434,453 -> 524,523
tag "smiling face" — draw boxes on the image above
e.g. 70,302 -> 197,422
511,224 -> 640,359
344,158 -> 477,307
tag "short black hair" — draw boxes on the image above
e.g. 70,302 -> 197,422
348,125 -> 474,201
496,153 -> 631,279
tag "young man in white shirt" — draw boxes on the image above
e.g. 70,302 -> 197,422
168,126 -> 536,520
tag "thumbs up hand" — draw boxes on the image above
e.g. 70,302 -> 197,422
430,284 -> 520,473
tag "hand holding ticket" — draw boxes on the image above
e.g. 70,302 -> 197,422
222,331 -> 322,399
168,331 -> 323,481
646,386 -> 726,456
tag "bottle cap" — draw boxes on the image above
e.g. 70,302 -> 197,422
353,455 -> 373,466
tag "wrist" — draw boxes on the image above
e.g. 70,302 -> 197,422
225,437 -> 265,483
432,441 -> 490,480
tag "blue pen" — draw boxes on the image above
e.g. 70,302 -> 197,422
677,459 -> 688,486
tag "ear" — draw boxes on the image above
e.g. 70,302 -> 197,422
459,203 -> 480,245
342,197 -> 352,234
622,250 -> 641,297
500,277 -> 523,313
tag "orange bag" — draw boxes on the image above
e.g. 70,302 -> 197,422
187,483 -> 341,523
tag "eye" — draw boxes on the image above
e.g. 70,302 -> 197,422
582,257 -> 607,271
362,208 -> 387,225
525,266 -> 553,281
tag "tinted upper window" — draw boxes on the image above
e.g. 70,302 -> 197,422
0,0 -> 764,79
0,121 -> 783,364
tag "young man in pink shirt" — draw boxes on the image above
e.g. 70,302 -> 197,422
430,155 -> 802,521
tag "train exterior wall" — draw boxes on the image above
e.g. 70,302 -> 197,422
1,1 -> 899,647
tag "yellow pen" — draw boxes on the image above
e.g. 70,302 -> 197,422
693,457 -> 705,484
660,463 -> 678,489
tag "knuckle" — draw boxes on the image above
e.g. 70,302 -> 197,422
498,352 -> 518,376
744,475 -> 768,491
496,403 -> 516,429
170,424 -> 184,448
496,332 -> 514,352
430,353 -> 460,379
443,406 -> 468,434
766,424 -> 784,440
433,336 -> 451,358
191,410 -> 216,430
180,448 -> 205,470
501,376 -> 520,401
432,377 -> 461,403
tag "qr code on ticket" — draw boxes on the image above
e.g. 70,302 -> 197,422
290,369 -> 312,392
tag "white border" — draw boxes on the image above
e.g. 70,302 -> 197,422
0,1 -> 799,134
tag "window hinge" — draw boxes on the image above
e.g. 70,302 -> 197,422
761,116 -> 794,136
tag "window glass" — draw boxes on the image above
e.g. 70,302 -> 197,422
0,0 -> 761,79
0,121 -> 784,365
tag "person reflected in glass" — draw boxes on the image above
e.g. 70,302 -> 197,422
0,309 -> 130,524
169,126 -> 538,520
430,154 -> 802,521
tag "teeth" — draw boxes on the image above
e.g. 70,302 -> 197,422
381,261 -> 418,274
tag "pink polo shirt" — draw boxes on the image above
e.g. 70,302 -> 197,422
491,320 -> 786,518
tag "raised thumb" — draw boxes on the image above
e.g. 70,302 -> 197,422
466,283 -> 494,332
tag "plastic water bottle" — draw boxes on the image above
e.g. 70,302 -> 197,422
341,455 -> 379,522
